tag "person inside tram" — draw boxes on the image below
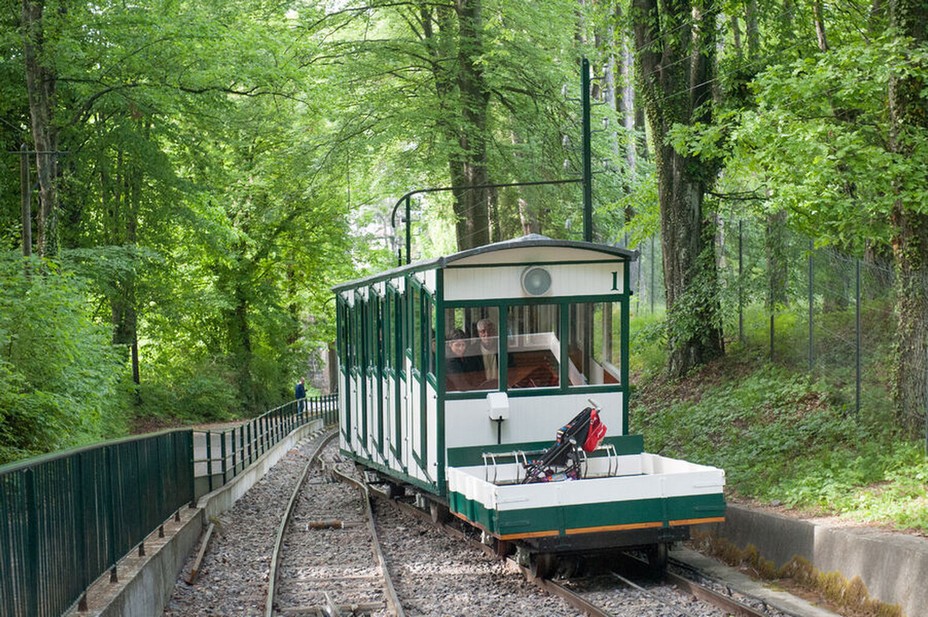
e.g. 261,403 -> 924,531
475,318 -> 499,383
474,318 -> 515,388
446,328 -> 480,390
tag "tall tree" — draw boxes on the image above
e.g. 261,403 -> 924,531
433,0 -> 492,250
633,0 -> 725,376
888,0 -> 928,435
21,0 -> 59,256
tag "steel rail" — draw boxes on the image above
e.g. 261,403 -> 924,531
376,488 -> 781,617
264,430 -> 337,617
529,574 -> 613,617
331,467 -> 406,617
370,491 -> 611,617
615,553 -> 772,617
663,567 -> 771,617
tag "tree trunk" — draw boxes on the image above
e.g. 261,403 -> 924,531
104,145 -> 142,392
888,0 -> 928,436
633,0 -> 724,377
450,0 -> 492,250
21,0 -> 59,257
420,1 -> 493,251
745,0 -> 760,58
730,14 -> 743,59
813,1 -> 829,51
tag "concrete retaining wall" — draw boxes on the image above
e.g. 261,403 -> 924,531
67,419 -> 324,617
711,504 -> 928,617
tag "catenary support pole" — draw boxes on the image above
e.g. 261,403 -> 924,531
581,57 -> 593,243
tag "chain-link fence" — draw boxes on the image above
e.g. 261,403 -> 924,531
629,217 -> 896,416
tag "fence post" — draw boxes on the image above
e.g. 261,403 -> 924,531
104,448 -> 119,583
246,422 -> 253,466
205,432 -> 213,493
738,220 -> 744,343
856,258 -> 861,414
769,313 -> 775,362
650,236 -> 655,314
135,444 -> 144,557
220,430 -> 228,485
76,452 -> 89,611
25,468 -> 39,616
231,428 -> 238,479
809,240 -> 814,372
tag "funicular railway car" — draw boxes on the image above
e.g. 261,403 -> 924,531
334,234 -> 725,577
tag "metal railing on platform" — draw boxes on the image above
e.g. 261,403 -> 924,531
0,392 -> 338,617
192,394 -> 338,498
0,431 -> 194,617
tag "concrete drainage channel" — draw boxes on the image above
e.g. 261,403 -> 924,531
64,418 -> 325,617
703,504 -> 925,617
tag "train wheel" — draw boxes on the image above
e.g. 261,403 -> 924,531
531,553 -> 557,579
647,543 -> 669,577
494,539 -> 512,558
384,483 -> 405,500
558,555 -> 583,578
430,502 -> 450,524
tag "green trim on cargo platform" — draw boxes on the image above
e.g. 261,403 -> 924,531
448,490 -> 725,537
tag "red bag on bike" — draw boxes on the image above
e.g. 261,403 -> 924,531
582,408 -> 607,452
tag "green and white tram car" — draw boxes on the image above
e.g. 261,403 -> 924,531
334,235 -> 725,575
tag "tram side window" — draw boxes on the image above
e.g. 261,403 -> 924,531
397,288 -> 406,373
426,295 -> 437,377
356,295 -> 367,373
346,301 -> 358,370
337,298 -> 350,371
371,291 -> 382,372
410,285 -> 422,371
507,304 -> 560,388
383,291 -> 393,371
568,302 -> 622,386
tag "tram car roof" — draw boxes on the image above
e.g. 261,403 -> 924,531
333,234 -> 639,292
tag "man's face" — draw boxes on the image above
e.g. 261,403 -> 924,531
477,322 -> 496,348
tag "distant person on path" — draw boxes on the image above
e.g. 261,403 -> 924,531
295,377 -> 306,412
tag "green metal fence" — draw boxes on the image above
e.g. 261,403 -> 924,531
0,430 -> 194,617
192,394 -> 339,497
0,393 -> 338,617
630,219 -> 895,417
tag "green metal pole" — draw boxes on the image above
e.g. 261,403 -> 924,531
809,240 -> 814,372
738,221 -> 744,342
405,194 -> 411,265
856,258 -> 861,415
581,57 -> 593,243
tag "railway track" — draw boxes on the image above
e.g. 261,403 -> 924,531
367,479 -> 786,617
171,439 -> 786,617
548,560 -> 777,617
265,433 -> 403,617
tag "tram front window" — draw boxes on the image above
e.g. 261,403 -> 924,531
444,307 -> 499,392
568,302 -> 622,386
506,304 -> 560,388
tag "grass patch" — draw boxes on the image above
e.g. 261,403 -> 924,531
629,316 -> 928,534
